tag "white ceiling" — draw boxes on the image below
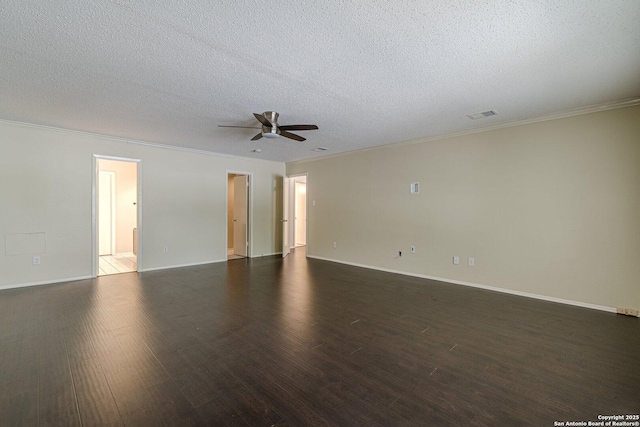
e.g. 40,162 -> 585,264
1,0 -> 639,162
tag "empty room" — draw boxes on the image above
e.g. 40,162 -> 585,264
1,1 -> 639,426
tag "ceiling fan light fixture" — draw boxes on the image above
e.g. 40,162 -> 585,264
220,111 -> 317,142
262,126 -> 280,138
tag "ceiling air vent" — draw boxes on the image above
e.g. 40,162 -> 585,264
467,110 -> 498,120
311,147 -> 328,152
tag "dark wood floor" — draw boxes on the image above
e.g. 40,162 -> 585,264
1,249 -> 638,426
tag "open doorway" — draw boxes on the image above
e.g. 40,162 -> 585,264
283,174 -> 308,258
95,157 -> 139,275
294,177 -> 307,247
227,172 -> 250,260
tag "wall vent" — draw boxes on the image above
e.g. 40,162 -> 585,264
467,110 -> 498,120
410,182 -> 419,194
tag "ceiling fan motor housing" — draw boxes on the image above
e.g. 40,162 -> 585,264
219,111 -> 316,142
263,111 -> 279,124
262,111 -> 280,138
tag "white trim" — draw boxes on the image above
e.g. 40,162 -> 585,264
139,259 -> 226,272
0,118 -> 283,165
287,173 -> 309,258
226,170 -> 253,260
3,99 -> 637,167
93,155 -> 142,277
97,170 -> 117,255
307,255 -> 617,314
251,252 -> 283,258
0,276 -> 93,292
288,97 -> 640,165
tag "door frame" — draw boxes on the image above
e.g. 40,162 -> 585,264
98,170 -> 117,256
287,173 -> 308,257
226,170 -> 253,259
283,176 -> 291,258
92,155 -> 142,277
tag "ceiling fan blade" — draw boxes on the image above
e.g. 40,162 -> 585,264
218,125 -> 261,129
253,113 -> 272,127
280,131 -> 306,142
250,132 -> 263,141
279,124 -> 318,131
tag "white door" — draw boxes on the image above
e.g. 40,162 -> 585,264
283,177 -> 293,257
98,171 -> 116,256
233,175 -> 248,257
295,182 -> 307,246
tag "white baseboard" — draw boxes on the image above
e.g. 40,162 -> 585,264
0,275 -> 93,292
252,252 -> 282,258
1,256 -> 619,315
3,255 -> 282,288
139,259 -> 227,272
307,255 -> 616,314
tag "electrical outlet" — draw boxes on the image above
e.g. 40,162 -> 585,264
468,257 -> 475,267
410,246 -> 416,253
332,242 -> 337,249
33,256 -> 41,265
163,247 -> 169,253
453,256 -> 459,265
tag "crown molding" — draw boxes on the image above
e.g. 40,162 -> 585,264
288,97 -> 640,166
0,118 -> 285,165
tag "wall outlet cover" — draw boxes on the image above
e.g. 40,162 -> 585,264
617,308 -> 639,317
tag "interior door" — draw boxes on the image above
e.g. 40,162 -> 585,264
282,177 -> 291,258
233,175 -> 248,257
295,182 -> 307,246
98,171 -> 115,256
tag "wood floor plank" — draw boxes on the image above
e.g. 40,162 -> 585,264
38,341 -> 82,427
0,248 -> 638,426
67,355 -> 123,426
0,391 -> 39,427
179,344 -> 283,426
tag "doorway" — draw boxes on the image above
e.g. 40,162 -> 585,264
95,157 -> 140,276
227,173 -> 250,260
283,174 -> 308,258
294,177 -> 307,247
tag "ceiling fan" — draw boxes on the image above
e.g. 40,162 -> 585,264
219,111 -> 318,141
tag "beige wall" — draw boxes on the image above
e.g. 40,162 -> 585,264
0,120 -> 284,288
287,106 -> 640,311
98,159 -> 137,254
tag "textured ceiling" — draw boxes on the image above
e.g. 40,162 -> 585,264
1,0 -> 639,162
